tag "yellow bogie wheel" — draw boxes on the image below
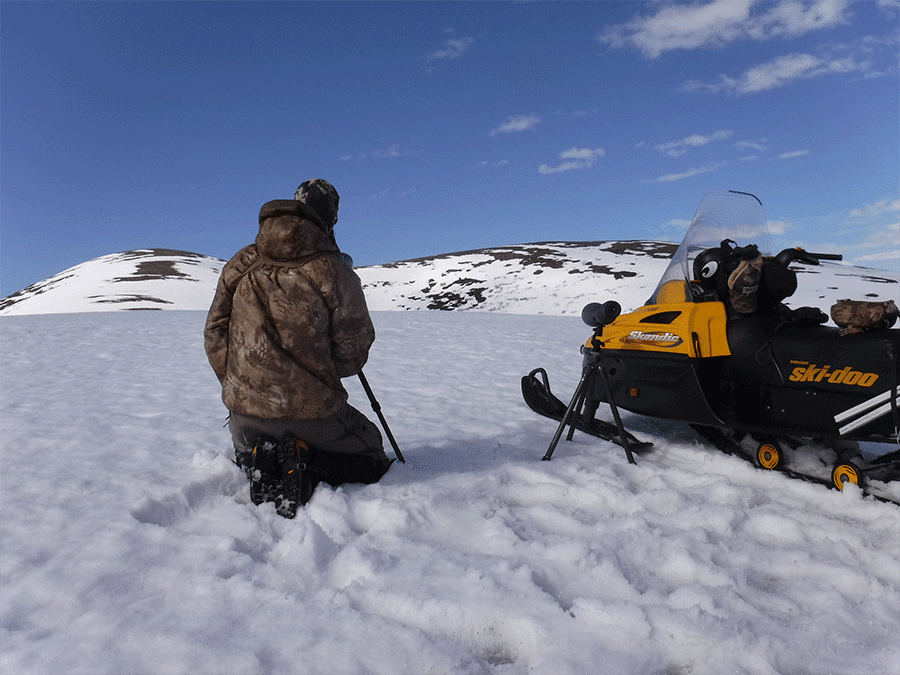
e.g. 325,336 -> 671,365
756,442 -> 782,470
832,462 -> 862,491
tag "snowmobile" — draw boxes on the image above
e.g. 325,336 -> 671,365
522,190 -> 900,504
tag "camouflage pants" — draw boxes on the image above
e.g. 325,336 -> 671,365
229,404 -> 384,458
229,405 -> 390,486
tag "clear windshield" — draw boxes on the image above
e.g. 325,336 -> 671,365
650,190 -> 774,305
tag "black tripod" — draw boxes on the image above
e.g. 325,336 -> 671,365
541,351 -> 637,465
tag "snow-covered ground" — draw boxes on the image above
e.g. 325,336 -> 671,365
2,310 -> 898,675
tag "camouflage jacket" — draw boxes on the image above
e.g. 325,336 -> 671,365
204,200 -> 375,420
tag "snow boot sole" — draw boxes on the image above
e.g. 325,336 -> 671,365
249,434 -> 314,518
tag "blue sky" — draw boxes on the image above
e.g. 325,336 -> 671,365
2,0 -> 898,297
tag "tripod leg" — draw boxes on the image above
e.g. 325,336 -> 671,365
542,368 -> 593,461
597,366 -> 636,465
566,388 -> 587,442
583,397 -> 601,425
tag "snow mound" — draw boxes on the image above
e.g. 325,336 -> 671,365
0,249 -> 225,316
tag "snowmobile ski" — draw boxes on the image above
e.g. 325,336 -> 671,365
522,367 -> 653,456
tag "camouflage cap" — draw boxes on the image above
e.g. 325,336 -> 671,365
294,178 -> 340,231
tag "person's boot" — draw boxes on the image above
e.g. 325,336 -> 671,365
275,435 -> 315,519
249,437 -> 281,506
234,450 -> 253,479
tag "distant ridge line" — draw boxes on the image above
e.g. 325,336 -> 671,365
374,240 -> 678,268
1,241 -> 896,319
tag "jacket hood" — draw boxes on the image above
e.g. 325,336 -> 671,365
256,200 -> 338,261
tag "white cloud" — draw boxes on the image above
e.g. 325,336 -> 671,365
845,223 -> 900,250
778,149 -> 811,159
377,145 -> 403,158
766,220 -> 791,235
346,145 -> 420,161
832,205 -> 899,267
736,52 -> 825,91
663,218 -> 693,229
653,161 -> 727,182
538,147 -> 606,175
599,0 -> 854,59
490,115 -> 541,136
736,52 -> 861,93
425,37 -> 474,68
682,50 -> 873,95
654,130 -> 734,157
846,198 -> 900,222
736,139 -> 769,151
854,249 -> 900,263
476,159 -> 509,169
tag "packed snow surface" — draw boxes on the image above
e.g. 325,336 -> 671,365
2,310 -> 898,675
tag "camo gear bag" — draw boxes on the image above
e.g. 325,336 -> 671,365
830,299 -> 898,334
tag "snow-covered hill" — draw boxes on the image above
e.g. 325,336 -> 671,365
0,249 -> 226,316
358,241 -> 900,315
2,242 -> 898,318
358,241 -> 678,314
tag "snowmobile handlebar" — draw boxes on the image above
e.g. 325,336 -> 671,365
773,247 -> 842,267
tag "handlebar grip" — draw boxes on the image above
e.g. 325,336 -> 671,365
774,247 -> 842,267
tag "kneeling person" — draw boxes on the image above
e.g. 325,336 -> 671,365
204,179 -> 391,516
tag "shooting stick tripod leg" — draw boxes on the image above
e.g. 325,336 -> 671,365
597,366 -> 636,465
566,388 -> 588,442
542,368 -> 593,461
